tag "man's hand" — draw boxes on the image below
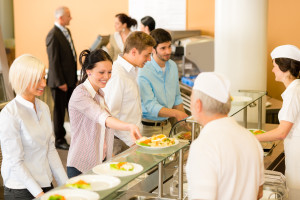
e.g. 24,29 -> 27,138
58,83 -> 68,92
174,110 -> 188,121
35,191 -> 44,198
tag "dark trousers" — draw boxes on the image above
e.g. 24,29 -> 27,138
67,166 -> 82,179
4,184 -> 53,200
51,87 -> 74,143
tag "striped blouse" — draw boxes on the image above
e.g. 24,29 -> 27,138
67,79 -> 114,172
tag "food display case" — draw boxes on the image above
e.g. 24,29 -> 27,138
38,141 -> 189,200
39,89 -> 287,200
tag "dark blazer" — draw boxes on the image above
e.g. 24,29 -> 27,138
46,25 -> 77,88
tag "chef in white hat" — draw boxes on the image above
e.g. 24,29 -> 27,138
256,45 -> 300,199
186,72 -> 264,200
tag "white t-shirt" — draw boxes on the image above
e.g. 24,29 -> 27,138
103,55 -> 142,146
186,117 -> 264,200
278,79 -> 300,137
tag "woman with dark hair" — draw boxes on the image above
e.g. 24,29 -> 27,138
107,13 -> 137,61
256,45 -> 300,199
140,16 -> 155,34
66,49 -> 141,178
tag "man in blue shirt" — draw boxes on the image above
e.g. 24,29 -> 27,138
138,28 -> 188,137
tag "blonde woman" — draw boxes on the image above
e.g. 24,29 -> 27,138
0,55 -> 68,199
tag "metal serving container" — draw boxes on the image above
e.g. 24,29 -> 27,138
169,116 -> 201,142
261,170 -> 288,200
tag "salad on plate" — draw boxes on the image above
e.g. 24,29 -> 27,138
136,134 -> 177,148
110,162 -> 134,171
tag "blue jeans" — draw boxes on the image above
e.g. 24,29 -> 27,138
67,166 -> 82,178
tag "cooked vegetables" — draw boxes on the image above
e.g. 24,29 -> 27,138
177,132 -> 191,140
48,194 -> 66,200
249,129 -> 266,135
110,162 -> 134,171
137,134 -> 176,147
65,180 -> 91,189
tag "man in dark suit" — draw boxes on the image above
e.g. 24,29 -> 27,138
46,6 -> 77,150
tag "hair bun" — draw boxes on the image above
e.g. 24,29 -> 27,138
79,49 -> 91,69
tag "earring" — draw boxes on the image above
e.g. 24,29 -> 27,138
122,28 -> 125,32
88,73 -> 91,76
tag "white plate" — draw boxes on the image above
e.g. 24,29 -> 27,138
136,139 -> 179,149
42,189 -> 99,200
66,174 -> 120,191
232,96 -> 252,105
93,162 -> 143,177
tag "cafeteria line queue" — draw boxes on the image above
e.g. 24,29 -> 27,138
1,6 -> 300,200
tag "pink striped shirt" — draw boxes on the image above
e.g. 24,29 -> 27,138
67,79 -> 114,172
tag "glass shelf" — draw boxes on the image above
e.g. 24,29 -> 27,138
38,141 -> 189,200
229,90 -> 266,116
230,90 -> 267,129
93,142 -> 189,199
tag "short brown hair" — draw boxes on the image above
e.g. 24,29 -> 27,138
123,31 -> 156,54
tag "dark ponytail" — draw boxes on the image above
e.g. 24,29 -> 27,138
79,49 -> 113,84
116,13 -> 137,29
141,16 -> 155,32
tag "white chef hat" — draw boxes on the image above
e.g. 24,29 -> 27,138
271,45 -> 300,61
193,72 -> 230,103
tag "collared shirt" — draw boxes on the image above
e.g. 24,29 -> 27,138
137,56 -> 183,121
67,79 -> 114,172
103,55 -> 142,146
279,79 -> 300,137
54,22 -> 76,61
186,117 -> 264,200
0,95 -> 67,197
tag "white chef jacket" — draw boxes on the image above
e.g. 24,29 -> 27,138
0,95 -> 68,197
279,79 -> 300,137
278,79 -> 300,199
103,55 -> 142,146
186,117 -> 264,200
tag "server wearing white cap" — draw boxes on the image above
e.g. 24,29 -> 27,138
186,72 -> 264,200
256,45 -> 300,199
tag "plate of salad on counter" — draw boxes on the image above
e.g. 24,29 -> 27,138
93,162 -> 143,177
42,189 -> 99,200
248,129 -> 266,135
136,134 -> 179,149
174,131 -> 192,141
65,174 -> 120,191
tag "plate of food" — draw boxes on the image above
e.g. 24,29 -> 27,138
42,189 -> 99,200
231,96 -> 253,105
136,134 -> 179,149
65,174 -> 120,191
174,131 -> 192,141
248,129 -> 266,135
92,162 -> 143,177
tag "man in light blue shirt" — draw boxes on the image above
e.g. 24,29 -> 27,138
138,28 -> 188,137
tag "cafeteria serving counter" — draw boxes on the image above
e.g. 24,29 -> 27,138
37,89 -> 286,200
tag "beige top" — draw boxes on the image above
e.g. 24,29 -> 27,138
108,32 -> 123,61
